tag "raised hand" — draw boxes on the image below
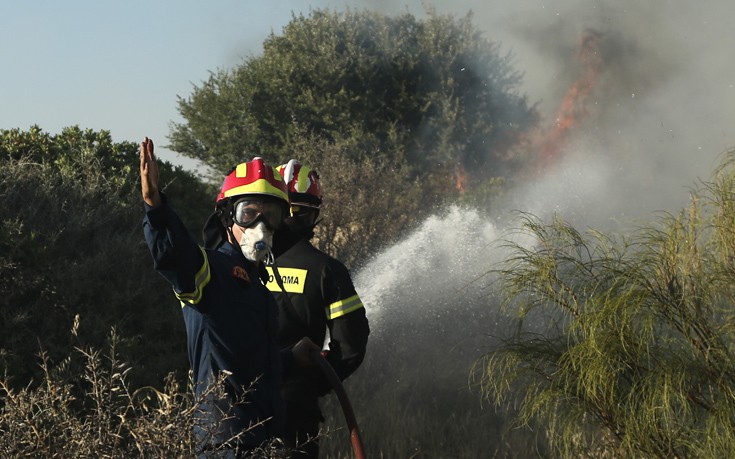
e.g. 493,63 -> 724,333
140,137 -> 162,208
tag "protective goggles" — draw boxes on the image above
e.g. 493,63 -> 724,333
232,199 -> 285,230
288,204 -> 319,217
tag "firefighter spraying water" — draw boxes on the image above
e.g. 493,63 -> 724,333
268,159 -> 369,459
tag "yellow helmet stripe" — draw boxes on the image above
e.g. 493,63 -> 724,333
235,162 -> 249,178
326,294 -> 364,319
223,179 -> 288,201
295,165 -> 312,193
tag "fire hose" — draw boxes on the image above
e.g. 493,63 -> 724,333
270,262 -> 366,457
310,350 -> 366,459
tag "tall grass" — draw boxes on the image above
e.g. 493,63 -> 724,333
0,326 -> 289,458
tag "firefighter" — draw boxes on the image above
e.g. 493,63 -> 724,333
139,138 -> 318,457
268,159 -> 370,458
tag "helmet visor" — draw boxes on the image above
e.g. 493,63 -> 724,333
233,199 -> 285,230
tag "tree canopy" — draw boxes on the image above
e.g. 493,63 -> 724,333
170,8 -> 537,187
168,9 -> 538,264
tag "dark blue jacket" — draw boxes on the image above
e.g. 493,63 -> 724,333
143,200 -> 287,449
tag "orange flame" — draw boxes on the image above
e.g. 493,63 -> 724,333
534,29 -> 603,171
455,163 -> 467,193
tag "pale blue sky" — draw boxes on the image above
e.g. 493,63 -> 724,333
2,0 -> 735,215
1,0 -> 348,168
1,0 -> 448,169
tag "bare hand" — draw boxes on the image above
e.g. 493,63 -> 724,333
140,137 -> 162,208
291,337 -> 320,367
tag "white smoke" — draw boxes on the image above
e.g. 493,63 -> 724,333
311,0 -> 735,220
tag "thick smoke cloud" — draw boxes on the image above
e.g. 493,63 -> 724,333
315,0 -> 735,226
498,0 -> 735,227
477,0 -> 735,225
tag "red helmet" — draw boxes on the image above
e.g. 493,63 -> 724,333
216,157 -> 289,206
203,158 -> 288,249
276,159 -> 322,209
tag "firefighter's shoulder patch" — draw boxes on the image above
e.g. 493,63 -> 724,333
231,265 -> 250,284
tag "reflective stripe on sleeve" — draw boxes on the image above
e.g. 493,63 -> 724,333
175,246 -> 211,306
326,294 -> 363,319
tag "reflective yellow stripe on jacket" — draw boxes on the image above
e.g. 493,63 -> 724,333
327,294 -> 363,319
175,247 -> 211,306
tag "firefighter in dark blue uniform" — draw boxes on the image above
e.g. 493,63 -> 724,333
139,138 -> 318,457
268,160 -> 370,458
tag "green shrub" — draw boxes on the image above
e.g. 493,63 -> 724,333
0,127 -> 212,389
474,149 -> 735,457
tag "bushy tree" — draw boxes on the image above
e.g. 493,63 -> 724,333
171,8 -> 536,175
170,8 -> 537,259
473,150 -> 735,457
0,126 -> 214,388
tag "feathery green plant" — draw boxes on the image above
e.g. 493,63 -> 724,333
473,149 -> 735,458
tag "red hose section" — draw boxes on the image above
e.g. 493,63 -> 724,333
310,350 -> 367,459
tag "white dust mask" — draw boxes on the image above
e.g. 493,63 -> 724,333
238,220 -> 274,263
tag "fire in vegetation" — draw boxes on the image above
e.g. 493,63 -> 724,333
533,28 -> 604,172
455,163 -> 467,193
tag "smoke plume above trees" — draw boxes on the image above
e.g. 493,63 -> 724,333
305,0 -> 735,228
